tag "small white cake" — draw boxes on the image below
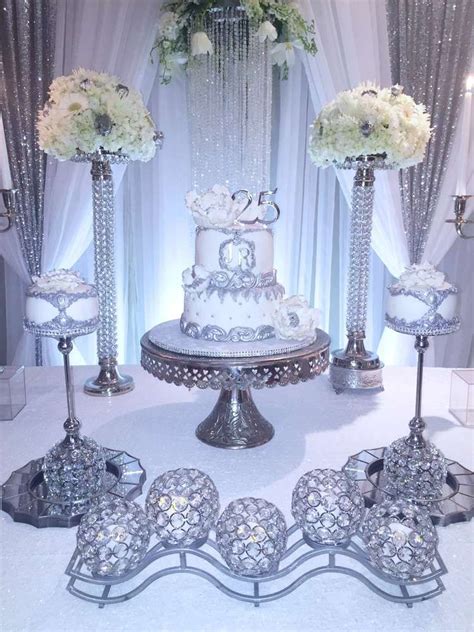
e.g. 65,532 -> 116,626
385,262 -> 460,336
25,269 -> 99,338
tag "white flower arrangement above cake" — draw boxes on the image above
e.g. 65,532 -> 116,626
37,68 -> 158,161
273,295 -> 319,341
185,184 -> 266,229
153,0 -> 317,84
308,82 -> 431,169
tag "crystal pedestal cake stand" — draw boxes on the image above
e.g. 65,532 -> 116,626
141,320 -> 330,449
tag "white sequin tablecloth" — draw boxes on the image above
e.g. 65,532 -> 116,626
1,365 -> 473,632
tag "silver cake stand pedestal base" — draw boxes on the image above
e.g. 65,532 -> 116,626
140,321 -> 330,449
329,346 -> 384,394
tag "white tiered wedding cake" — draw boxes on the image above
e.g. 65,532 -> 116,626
181,185 -> 318,344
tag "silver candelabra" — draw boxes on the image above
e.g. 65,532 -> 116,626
445,194 -> 473,239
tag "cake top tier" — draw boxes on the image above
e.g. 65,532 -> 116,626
186,184 -> 279,230
27,269 -> 95,297
390,262 -> 455,293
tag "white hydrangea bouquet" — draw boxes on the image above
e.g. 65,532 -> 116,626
37,68 -> 158,162
308,83 -> 431,169
154,0 -> 317,84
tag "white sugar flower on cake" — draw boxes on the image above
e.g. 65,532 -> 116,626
186,184 -> 266,229
31,269 -> 90,294
273,296 -> 319,341
37,68 -> 158,162
308,82 -> 431,169
397,262 -> 449,290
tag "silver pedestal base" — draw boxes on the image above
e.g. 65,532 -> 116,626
343,447 -> 474,527
196,388 -> 274,449
329,348 -> 383,394
84,362 -> 134,397
1,448 -> 146,528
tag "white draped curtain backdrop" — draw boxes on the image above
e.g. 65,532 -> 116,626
1,0 -> 472,368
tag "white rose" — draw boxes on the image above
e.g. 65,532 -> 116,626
273,295 -> 319,341
191,31 -> 213,56
185,185 -> 242,228
256,21 -> 278,43
58,93 -> 89,114
32,269 -> 89,293
399,262 -> 447,289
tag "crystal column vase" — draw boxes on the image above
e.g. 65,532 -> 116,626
82,152 -> 134,396
329,156 -> 386,393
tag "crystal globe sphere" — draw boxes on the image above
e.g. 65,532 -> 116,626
42,435 -> 106,503
77,498 -> 152,577
216,497 -> 287,577
384,437 -> 447,501
291,468 -> 365,545
362,499 -> 438,581
145,468 -> 219,547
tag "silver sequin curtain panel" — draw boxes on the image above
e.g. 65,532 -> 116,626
0,0 -> 56,278
386,0 -> 474,264
0,0 -> 56,364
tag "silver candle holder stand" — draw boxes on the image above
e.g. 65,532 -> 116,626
0,188 -> 17,232
445,194 -> 473,239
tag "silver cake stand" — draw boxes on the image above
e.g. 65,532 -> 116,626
141,321 -> 330,449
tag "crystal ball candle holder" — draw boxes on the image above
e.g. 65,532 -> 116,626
42,435 -> 106,504
362,499 -> 438,581
77,498 -> 152,577
384,437 -> 447,501
216,497 -> 287,577
145,468 -> 219,547
291,468 -> 365,545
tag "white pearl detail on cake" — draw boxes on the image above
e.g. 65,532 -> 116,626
385,262 -> 460,336
24,269 -> 99,338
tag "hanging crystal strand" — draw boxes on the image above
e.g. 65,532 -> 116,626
188,2 -> 272,194
84,154 -> 134,396
329,158 -> 383,393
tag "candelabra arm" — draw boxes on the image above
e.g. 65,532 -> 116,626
406,335 -> 429,448
58,337 -> 81,437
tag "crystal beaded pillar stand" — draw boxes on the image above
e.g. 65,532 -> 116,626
84,155 -> 134,396
329,158 -> 383,393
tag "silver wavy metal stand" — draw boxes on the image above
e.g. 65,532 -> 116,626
329,156 -> 388,393
65,524 -> 446,608
141,324 -> 330,449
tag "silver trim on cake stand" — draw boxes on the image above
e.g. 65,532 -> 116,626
329,156 -> 392,394
65,524 -> 446,608
141,322 -> 330,449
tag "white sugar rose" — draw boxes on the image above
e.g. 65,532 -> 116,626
398,262 -> 448,290
257,21 -> 278,43
182,265 -> 211,293
32,269 -> 89,294
186,185 -> 243,228
273,295 -> 319,341
191,31 -> 213,56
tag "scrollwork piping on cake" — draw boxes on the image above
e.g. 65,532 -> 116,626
388,284 -> 458,308
24,314 -> 100,338
180,316 -> 275,342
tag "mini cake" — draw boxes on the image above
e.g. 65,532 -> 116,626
182,185 -> 285,342
25,269 -> 99,338
385,262 -> 460,336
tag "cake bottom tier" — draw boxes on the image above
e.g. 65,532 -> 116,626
181,285 -> 284,342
